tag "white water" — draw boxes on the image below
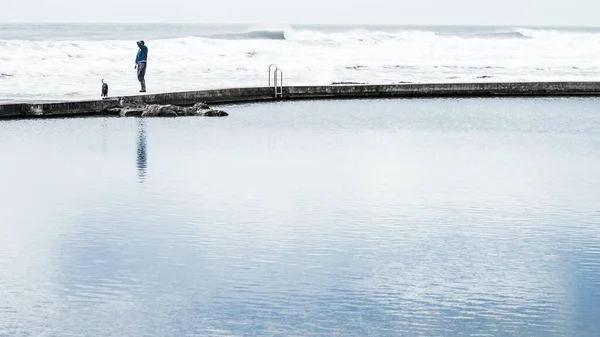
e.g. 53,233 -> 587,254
1,25 -> 600,100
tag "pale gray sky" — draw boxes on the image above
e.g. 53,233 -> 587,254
0,0 -> 598,26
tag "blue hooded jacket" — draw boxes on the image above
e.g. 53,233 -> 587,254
135,41 -> 148,63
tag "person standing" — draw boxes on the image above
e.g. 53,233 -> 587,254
135,40 -> 148,92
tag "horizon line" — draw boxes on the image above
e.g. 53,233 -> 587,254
2,22 -> 600,29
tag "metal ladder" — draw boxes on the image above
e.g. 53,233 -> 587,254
268,64 -> 284,98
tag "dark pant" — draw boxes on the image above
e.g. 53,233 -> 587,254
137,61 -> 147,82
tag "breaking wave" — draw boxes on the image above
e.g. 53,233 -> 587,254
2,24 -> 600,99
437,31 -> 530,39
201,28 -> 530,42
208,28 -> 536,43
208,30 -> 286,40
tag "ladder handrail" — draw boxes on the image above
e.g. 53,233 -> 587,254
274,68 -> 283,98
268,64 -> 278,87
268,64 -> 284,98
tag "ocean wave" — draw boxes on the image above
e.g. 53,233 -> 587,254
437,31 -> 530,39
0,27 -> 584,46
2,24 -> 599,99
383,65 -> 418,69
208,30 -> 286,40
474,32 -> 530,39
277,28 -> 533,44
346,65 -> 367,70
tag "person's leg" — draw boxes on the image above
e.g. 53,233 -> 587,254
137,62 -> 147,92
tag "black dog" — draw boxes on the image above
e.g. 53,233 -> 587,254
101,79 -> 109,98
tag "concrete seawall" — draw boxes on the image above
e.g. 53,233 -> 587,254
2,82 -> 600,119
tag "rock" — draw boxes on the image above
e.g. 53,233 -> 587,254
197,108 -> 213,116
177,102 -> 218,116
204,109 -> 229,117
114,101 -> 227,118
119,96 -> 144,107
105,107 -> 123,114
170,105 -> 186,114
181,107 -> 203,116
139,105 -> 159,117
193,102 -> 210,110
119,107 -> 144,117
141,104 -> 178,117
162,110 -> 178,117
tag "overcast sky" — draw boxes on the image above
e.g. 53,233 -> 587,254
0,0 -> 598,26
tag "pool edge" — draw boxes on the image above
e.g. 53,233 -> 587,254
2,82 -> 600,119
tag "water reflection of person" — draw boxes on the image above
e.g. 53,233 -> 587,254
136,118 -> 147,183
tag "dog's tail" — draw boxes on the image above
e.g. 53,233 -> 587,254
101,78 -> 105,84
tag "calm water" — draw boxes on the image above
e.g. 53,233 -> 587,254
1,98 -> 599,336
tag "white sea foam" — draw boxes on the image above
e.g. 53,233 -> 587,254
1,25 -> 599,100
